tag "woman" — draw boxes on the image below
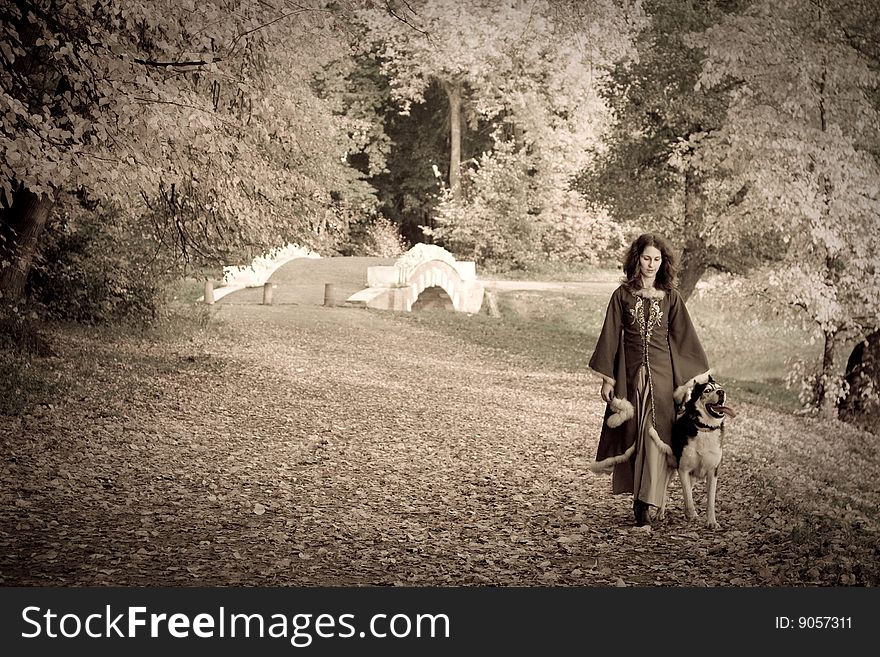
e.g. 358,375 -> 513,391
588,233 -> 711,526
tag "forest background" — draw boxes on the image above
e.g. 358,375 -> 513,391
2,0 -> 880,431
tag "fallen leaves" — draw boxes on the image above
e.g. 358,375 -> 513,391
0,304 -> 878,586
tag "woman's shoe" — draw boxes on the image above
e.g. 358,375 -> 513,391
633,499 -> 650,527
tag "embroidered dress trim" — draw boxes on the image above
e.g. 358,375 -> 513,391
629,292 -> 665,444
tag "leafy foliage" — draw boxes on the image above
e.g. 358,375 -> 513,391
575,0 -> 784,294
580,0 -> 728,220
337,214 -> 407,257
0,306 -> 55,357
579,0 -> 880,416
27,194 -> 168,323
690,0 -> 880,413
1,0 -> 375,279
368,80 -> 495,245
839,330 -> 880,434
432,144 -> 628,267
351,0 -> 637,267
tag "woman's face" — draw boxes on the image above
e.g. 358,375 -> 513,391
639,245 -> 662,280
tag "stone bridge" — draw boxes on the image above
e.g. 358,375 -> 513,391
346,244 -> 484,313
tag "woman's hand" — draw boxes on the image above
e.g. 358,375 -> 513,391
600,381 -> 614,404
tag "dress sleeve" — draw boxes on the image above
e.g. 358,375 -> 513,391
667,289 -> 710,389
589,287 -> 623,383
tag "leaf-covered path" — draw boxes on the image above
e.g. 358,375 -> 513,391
2,304 -> 878,586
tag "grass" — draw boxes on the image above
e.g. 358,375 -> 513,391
170,276 -> 217,304
480,259 -> 621,282
391,271 -> 820,414
720,377 -> 804,414
389,287 -> 614,374
0,311 -> 60,415
686,291 -> 818,380
265,256 -> 394,286
2,263 -> 827,419
395,304 -> 594,373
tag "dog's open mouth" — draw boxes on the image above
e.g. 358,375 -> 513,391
706,403 -> 736,419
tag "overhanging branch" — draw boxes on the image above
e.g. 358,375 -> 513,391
384,1 -> 429,36
134,57 -> 218,68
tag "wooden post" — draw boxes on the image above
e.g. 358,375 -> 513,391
486,290 -> 500,318
262,282 -> 274,305
203,279 -> 215,305
323,283 -> 337,307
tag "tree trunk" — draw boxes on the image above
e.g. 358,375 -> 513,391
0,14 -> 58,304
810,49 -> 841,420
815,328 -> 840,419
443,79 -> 462,201
678,237 -> 708,302
839,330 -> 880,434
678,165 -> 707,302
0,186 -> 56,303
509,117 -> 525,152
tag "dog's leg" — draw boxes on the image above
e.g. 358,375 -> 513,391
705,468 -> 720,530
679,469 -> 697,521
657,468 -> 674,521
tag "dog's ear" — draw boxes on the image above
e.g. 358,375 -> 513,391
674,370 -> 713,407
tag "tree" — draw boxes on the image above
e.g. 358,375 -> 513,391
578,0 -> 767,300
1,0 -> 369,303
353,0 -> 636,265
353,0 -> 532,201
318,47 -> 495,245
374,80 -> 495,244
354,1 -> 630,191
691,0 -> 880,417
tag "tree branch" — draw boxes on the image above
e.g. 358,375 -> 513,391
228,7 -> 320,53
134,57 -> 220,68
384,1 -> 429,36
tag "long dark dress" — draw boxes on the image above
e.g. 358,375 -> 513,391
588,285 -> 710,506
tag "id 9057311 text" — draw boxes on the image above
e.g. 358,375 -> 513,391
775,617 -> 852,630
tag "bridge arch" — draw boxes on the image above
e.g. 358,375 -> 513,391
346,245 -> 484,313
411,286 -> 454,312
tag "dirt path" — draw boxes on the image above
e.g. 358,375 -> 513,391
1,303 -> 877,586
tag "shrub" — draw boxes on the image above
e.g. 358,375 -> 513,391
0,306 -> 55,356
539,194 -> 629,266
428,147 -> 629,269
28,196 -> 170,324
338,214 -> 407,257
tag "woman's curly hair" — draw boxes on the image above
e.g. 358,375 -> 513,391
621,233 -> 678,292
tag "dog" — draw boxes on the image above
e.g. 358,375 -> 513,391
658,377 -> 735,529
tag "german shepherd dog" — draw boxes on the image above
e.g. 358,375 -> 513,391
658,377 -> 735,529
